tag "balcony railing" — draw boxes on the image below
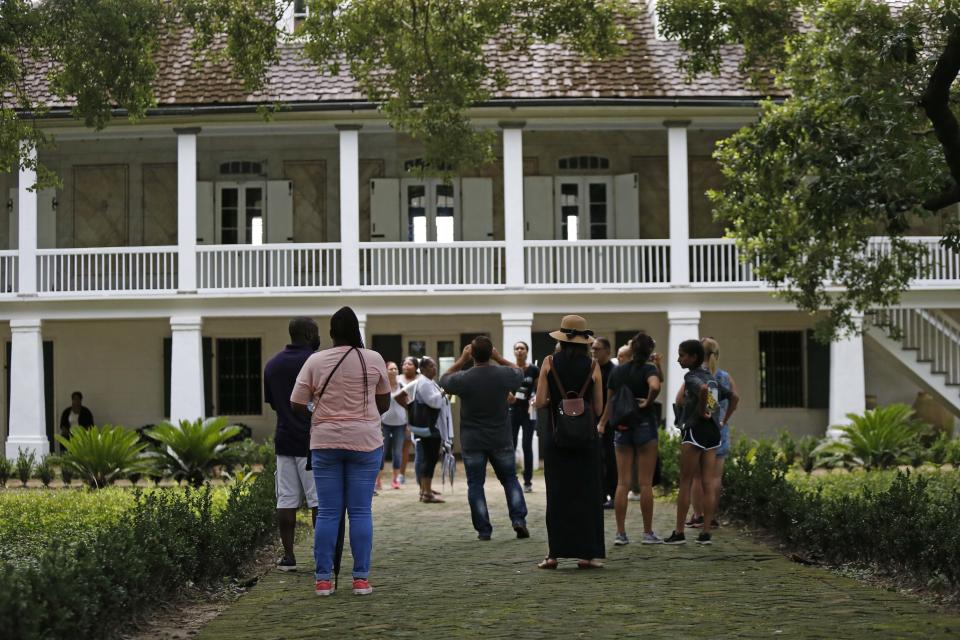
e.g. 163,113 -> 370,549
197,244 -> 341,291
0,251 -> 17,294
868,236 -> 960,282
689,239 -> 761,286
360,242 -> 505,289
525,240 -> 670,287
36,247 -> 178,294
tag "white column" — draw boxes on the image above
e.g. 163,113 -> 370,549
502,122 -> 525,288
666,310 -> 701,431
18,143 -> 38,296
828,317 -> 866,437
356,312 -> 368,347
175,127 -> 200,293
6,319 -> 47,458
666,121 -> 690,286
501,312 -> 533,362
337,125 -> 361,290
169,315 -> 205,422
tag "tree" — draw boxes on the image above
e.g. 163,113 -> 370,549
657,0 -> 960,338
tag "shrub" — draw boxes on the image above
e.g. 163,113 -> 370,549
657,431 -> 681,493
15,449 -> 36,487
777,430 -> 798,466
59,460 -> 74,486
56,426 -> 155,489
147,418 -> 242,487
946,437 -> 960,467
832,404 -> 926,470
0,458 -> 11,487
796,435 -> 818,473
34,456 -> 54,488
926,432 -> 951,465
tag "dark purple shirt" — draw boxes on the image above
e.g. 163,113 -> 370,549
264,344 -> 314,457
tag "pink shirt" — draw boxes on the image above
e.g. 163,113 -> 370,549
291,346 -> 390,452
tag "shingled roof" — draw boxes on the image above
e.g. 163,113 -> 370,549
23,2 -> 771,111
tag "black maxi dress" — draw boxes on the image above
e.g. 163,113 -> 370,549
540,350 -> 606,560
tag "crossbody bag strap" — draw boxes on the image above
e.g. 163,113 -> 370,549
316,347 -> 355,403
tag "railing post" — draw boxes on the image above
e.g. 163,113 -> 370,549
17,142 -> 38,296
6,318 -> 47,458
666,121 -> 690,286
827,314 -> 865,438
501,122 -> 525,288
175,127 -> 200,293
337,124 -> 362,290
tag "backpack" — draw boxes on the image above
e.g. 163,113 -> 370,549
407,379 -> 440,439
549,358 -> 597,449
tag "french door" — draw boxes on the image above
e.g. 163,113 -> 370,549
215,182 -> 265,245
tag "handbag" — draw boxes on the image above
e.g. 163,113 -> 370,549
407,380 -> 440,439
549,358 -> 597,449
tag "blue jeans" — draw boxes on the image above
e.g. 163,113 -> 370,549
461,446 -> 528,536
381,424 -> 406,470
311,447 -> 383,581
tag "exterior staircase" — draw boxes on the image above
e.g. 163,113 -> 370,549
866,308 -> 960,414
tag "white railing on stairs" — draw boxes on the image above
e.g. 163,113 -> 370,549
36,247 -> 178,293
360,242 -> 505,289
871,307 -> 960,386
197,244 -> 341,291
524,240 -> 670,287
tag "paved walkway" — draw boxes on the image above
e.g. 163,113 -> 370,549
200,470 -> 960,639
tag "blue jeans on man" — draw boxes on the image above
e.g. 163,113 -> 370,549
461,446 -> 528,538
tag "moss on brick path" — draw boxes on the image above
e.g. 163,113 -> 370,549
199,471 -> 960,639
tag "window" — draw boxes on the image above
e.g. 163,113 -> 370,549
758,331 -> 804,408
404,179 -> 458,242
558,155 -> 609,171
218,184 -> 264,244
293,0 -> 308,33
216,338 -> 262,415
219,161 -> 264,176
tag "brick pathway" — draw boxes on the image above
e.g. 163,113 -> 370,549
199,470 -> 960,639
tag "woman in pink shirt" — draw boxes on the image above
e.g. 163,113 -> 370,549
291,307 -> 391,597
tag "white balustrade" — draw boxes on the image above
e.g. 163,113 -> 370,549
688,239 -> 760,285
524,240 -> 670,287
360,242 -> 505,289
871,307 -> 960,386
36,247 -> 178,293
0,251 -> 17,294
197,244 -> 341,291
868,236 -> 960,283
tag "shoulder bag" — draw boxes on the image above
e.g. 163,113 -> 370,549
407,380 -> 441,439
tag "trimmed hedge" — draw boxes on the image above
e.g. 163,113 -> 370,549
0,466 -> 276,639
722,441 -> 960,587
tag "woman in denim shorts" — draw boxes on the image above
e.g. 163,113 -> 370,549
598,333 -> 663,546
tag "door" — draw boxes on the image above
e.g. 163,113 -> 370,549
401,178 -> 460,242
371,334 -> 403,368
215,182 -> 266,244
555,177 -> 613,240
5,341 -> 54,451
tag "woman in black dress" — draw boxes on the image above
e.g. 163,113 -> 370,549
534,315 -> 605,569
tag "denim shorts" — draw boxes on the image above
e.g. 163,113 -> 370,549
716,424 -> 731,458
614,414 -> 658,448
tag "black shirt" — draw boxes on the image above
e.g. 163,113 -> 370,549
264,344 -> 314,457
598,360 -> 615,412
608,361 -> 660,418
510,364 -> 540,406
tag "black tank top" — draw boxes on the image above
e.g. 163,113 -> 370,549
547,350 -> 595,411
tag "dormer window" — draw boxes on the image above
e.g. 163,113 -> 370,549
293,0 -> 308,33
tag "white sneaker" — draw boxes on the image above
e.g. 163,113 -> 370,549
614,532 -> 629,546
641,532 -> 664,545
628,491 -> 642,502
398,474 -> 405,485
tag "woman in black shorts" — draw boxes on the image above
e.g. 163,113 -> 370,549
665,339 -> 724,546
598,333 -> 662,545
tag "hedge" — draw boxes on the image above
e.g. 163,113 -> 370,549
721,441 -> 960,587
0,466 -> 276,639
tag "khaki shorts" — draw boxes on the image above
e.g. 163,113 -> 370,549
275,455 -> 318,509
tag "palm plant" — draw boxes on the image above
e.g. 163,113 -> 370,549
35,454 -> 54,487
146,417 -> 242,487
56,425 -> 155,489
15,448 -> 36,487
0,457 -> 11,487
831,404 -> 926,470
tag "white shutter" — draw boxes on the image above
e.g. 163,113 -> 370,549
266,180 -> 294,243
523,176 -> 554,240
37,188 -> 56,249
196,181 -> 214,244
460,177 -> 493,240
7,188 -> 17,250
614,173 -> 640,239
370,178 -> 400,241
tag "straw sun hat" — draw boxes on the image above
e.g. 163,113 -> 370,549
549,315 -> 596,345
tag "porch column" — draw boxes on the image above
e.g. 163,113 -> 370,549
18,143 -> 38,296
828,317 -> 865,438
6,319 -> 47,458
175,127 -> 200,293
666,121 -> 691,286
501,122 -> 525,288
666,310 -> 700,431
356,312 -> 368,347
501,312 -> 533,362
337,125 -> 361,290
169,315 -> 205,422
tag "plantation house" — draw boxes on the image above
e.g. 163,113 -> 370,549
2,5 -> 959,458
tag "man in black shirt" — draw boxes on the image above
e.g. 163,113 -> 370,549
264,317 -> 320,571
508,341 -> 539,492
591,337 -> 617,508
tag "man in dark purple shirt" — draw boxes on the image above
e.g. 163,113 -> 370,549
264,317 -> 320,571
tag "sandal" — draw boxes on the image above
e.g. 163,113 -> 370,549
421,494 -> 445,503
576,559 -> 604,569
537,557 -> 558,570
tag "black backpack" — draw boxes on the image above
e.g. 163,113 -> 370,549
549,358 -> 597,449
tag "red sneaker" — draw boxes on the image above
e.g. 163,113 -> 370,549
352,578 -> 374,595
391,479 -> 400,490
315,579 -> 335,596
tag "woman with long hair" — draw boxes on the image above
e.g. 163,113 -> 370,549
597,333 -> 662,545
403,356 -> 446,503
291,306 -> 391,596
534,315 -> 605,569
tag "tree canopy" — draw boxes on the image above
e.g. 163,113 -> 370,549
658,0 -> 960,338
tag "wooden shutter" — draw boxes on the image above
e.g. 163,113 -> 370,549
460,177 -> 494,240
523,176 -> 554,240
614,173 -> 640,239
370,178 -> 400,241
266,180 -> 294,243
196,181 -> 214,244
